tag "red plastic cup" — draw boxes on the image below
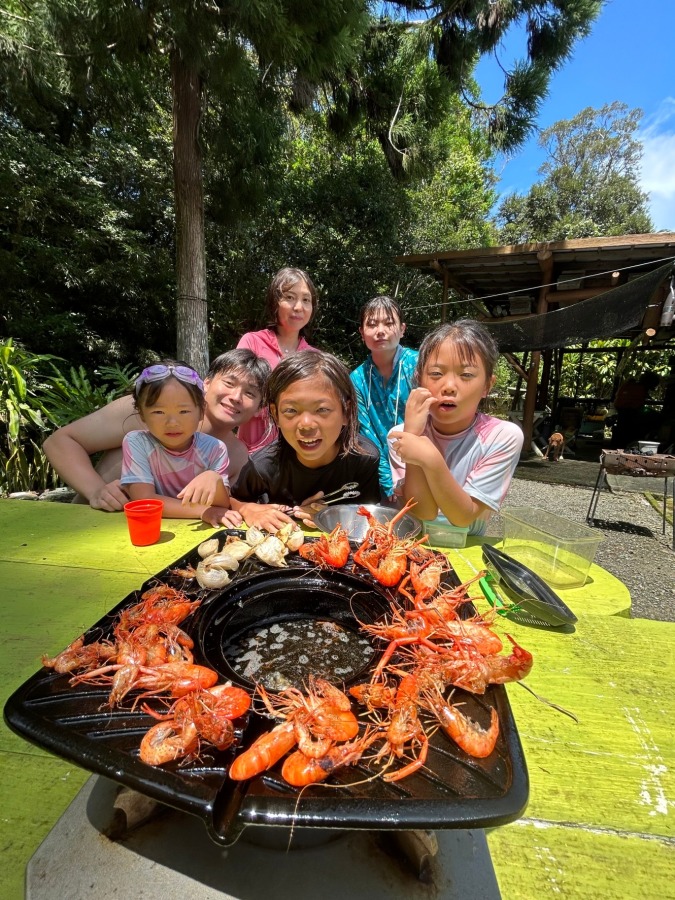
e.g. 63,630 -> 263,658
124,499 -> 164,546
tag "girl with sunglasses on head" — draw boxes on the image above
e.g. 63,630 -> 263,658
43,349 -> 270,512
227,351 -> 380,532
121,361 -> 238,522
236,267 -> 320,453
388,320 -> 523,535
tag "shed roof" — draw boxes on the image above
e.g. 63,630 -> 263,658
396,233 -> 675,348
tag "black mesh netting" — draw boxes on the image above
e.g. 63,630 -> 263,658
483,261 -> 674,351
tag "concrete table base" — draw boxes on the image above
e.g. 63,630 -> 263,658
27,776 -> 501,900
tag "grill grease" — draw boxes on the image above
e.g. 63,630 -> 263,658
222,618 -> 373,689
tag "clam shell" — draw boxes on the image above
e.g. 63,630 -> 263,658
245,525 -> 266,548
198,538 -> 220,558
202,551 -> 239,572
196,561 -> 231,589
254,535 -> 289,568
223,537 -> 255,561
277,522 -> 304,551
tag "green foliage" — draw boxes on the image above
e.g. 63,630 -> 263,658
0,339 -> 59,495
325,1 -> 603,167
557,344 -> 671,402
0,77 -> 176,368
497,103 -> 654,243
207,108 -> 498,364
40,363 -> 137,427
0,0 -> 605,372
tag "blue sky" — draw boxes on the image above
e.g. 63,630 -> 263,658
475,0 -> 675,231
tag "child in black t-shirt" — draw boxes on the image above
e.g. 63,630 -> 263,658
227,351 -> 380,531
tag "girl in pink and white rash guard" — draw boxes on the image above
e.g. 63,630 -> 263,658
236,267 -> 319,452
388,320 -> 523,535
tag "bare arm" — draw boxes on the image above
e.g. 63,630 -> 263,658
43,396 -> 142,511
223,434 -> 249,484
395,388 -> 488,526
399,440 -> 489,525
126,481 -> 232,521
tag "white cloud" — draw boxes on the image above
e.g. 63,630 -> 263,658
638,99 -> 675,231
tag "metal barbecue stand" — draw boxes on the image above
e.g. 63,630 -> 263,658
586,450 -> 675,549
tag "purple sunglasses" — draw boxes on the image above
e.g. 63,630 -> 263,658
135,364 -> 204,393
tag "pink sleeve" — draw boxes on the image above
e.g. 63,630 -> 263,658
236,332 -> 258,352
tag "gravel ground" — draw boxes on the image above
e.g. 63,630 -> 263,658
485,473 -> 675,623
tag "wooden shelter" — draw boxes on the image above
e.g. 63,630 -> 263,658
396,233 -> 675,452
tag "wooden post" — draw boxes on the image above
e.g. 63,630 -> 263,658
521,250 -> 553,455
539,349 -> 553,409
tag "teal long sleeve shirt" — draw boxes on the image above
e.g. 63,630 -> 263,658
350,346 -> 418,500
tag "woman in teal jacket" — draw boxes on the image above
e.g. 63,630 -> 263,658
350,296 -> 418,501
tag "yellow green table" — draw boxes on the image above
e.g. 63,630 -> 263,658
1,501 -> 673,899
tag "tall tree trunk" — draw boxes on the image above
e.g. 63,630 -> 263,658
171,48 -> 209,373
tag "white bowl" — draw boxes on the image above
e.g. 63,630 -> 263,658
637,441 -> 660,454
313,504 -> 421,542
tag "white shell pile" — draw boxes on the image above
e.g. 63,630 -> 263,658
194,524 -> 305,586
244,521 -> 305,568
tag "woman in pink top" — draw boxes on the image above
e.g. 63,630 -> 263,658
236,267 -> 320,451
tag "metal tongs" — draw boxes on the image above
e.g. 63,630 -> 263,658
298,482 -> 360,515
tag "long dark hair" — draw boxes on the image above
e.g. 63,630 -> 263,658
359,295 -> 404,328
267,350 -> 362,456
265,266 -> 319,334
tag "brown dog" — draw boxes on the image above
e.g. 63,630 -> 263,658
543,432 -> 565,461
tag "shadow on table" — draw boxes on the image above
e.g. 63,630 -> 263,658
155,524 -> 212,545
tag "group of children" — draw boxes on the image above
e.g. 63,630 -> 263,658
47,266 -> 524,536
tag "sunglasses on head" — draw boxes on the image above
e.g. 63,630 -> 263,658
136,364 -> 204,393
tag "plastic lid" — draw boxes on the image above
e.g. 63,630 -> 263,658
501,507 -> 603,543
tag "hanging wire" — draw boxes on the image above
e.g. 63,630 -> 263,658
399,254 -> 675,316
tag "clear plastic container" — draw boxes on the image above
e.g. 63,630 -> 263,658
419,515 -> 469,549
501,507 -> 603,588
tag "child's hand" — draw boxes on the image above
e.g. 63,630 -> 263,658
179,471 -> 222,507
292,491 -> 325,526
390,432 -> 438,468
240,503 -> 294,533
201,506 -> 243,528
404,388 -> 435,435
90,479 -> 130,512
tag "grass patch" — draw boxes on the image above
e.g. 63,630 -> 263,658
644,491 -> 674,526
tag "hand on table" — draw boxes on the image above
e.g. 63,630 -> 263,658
239,503 -> 294,533
201,506 -> 244,528
291,491 -> 324,529
90,479 -> 129,512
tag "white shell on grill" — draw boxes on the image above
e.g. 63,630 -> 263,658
276,522 -> 304,551
254,535 -> 289,567
195,560 -> 231,589
197,538 -> 220,558
245,526 -> 266,548
202,551 -> 239,572
223,536 -> 255,561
